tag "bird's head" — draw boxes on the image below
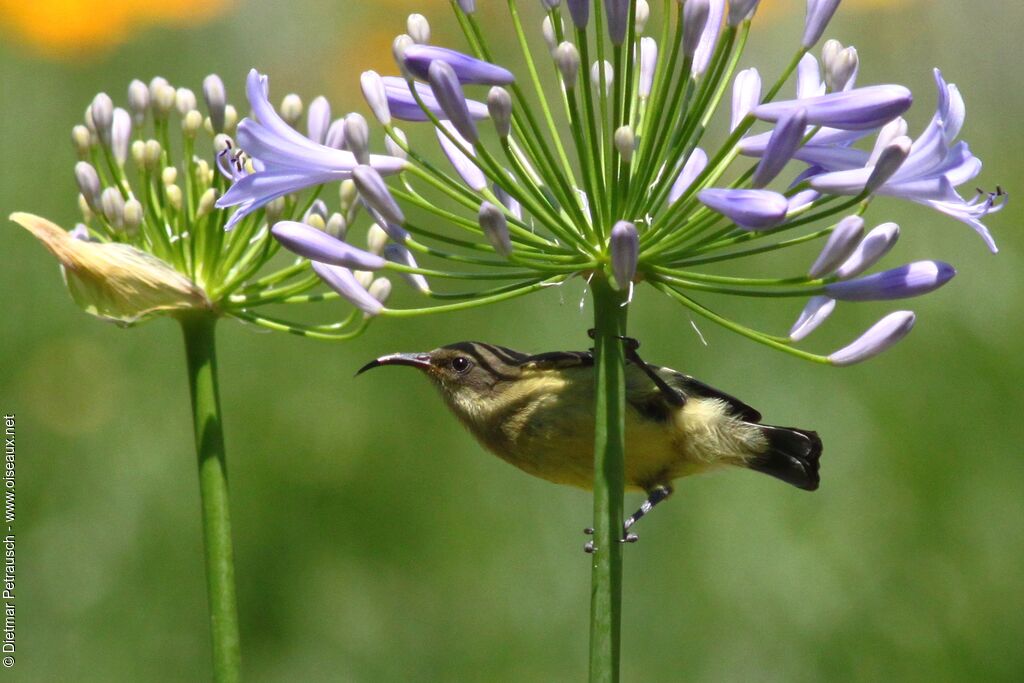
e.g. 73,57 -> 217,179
357,341 -> 529,413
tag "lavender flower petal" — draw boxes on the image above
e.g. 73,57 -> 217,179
605,0 -> 629,45
436,120 -> 487,191
272,221 -> 386,270
693,0 -> 725,75
754,85 -> 912,130
835,222 -> 899,278
429,61 -> 478,143
729,0 -> 760,26
669,148 -> 708,204
479,201 -> 512,257
731,68 -> 761,131
567,0 -> 590,28
360,71 -> 391,126
353,165 -> 405,225
789,296 -> 836,341
381,77 -> 489,122
306,96 -> 331,145
311,262 -> 383,316
826,261 -> 955,301
639,38 -> 658,99
828,311 -> 916,366
803,0 -> 842,48
752,107 -> 807,188
384,243 -> 431,293
698,188 -> 788,230
403,45 -> 515,86
808,215 -> 864,278
787,189 -> 820,213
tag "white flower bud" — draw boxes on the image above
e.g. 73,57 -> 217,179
343,113 -> 370,165
101,187 -> 126,228
591,61 -> 614,94
128,79 -> 150,125
368,276 -> 394,308
407,13 -> 431,44
555,42 -> 581,88
197,189 -> 217,218
487,87 -> 513,138
90,93 -> 114,144
182,110 -> 203,137
385,127 -> 409,159
123,198 -> 144,233
161,166 -> 178,186
326,213 -> 348,240
71,125 -> 93,158
165,184 -> 183,211
280,94 -> 303,126
614,126 -> 635,162
366,223 -> 390,255
175,87 -> 197,116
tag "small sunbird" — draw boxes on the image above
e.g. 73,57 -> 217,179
358,337 -> 821,546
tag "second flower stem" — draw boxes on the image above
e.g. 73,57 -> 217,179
588,277 -> 629,683
181,313 -> 242,683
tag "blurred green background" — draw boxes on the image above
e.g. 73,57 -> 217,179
1,0 -> 1022,680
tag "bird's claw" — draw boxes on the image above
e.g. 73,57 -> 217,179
583,541 -> 596,554
586,328 -> 640,352
622,533 -> 639,544
583,527 -> 594,535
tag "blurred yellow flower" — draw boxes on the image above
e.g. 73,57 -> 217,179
0,0 -> 232,58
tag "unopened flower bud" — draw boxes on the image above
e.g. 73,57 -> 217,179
339,179 -> 358,213
368,277 -> 393,307
326,213 -> 348,240
74,162 -> 102,212
78,194 -> 93,221
101,187 -> 126,228
123,198 -> 144,233
111,109 -> 132,165
126,80 -> 148,123
567,0 -> 590,28
605,0 -> 629,45
354,270 -> 374,288
728,0 -> 760,26
479,201 -> 512,258
353,165 -> 404,225
175,88 -> 197,116
152,83 -> 176,119
555,42 -> 581,88
639,37 -> 658,98
385,127 -> 409,159
542,16 -> 560,54
683,0 -> 711,59
162,166 -> 178,186
367,223 -> 390,255
828,311 -> 916,366
835,222 -> 900,279
72,125 -> 93,158
131,139 -> 146,167
429,61 -> 478,144
789,296 -> 836,342
803,0 -> 842,48
456,0 -> 476,12
165,184 -> 183,211
864,135 -> 911,194
823,40 -> 858,92
280,94 -> 303,126
393,34 -> 415,71
202,74 -> 227,133
614,126 -> 635,162
144,139 -> 163,169
361,71 -> 391,126
90,92 -> 114,144
488,87 -> 513,138
343,113 -> 370,165
182,110 -> 203,137
223,105 -> 239,134
384,244 -> 430,294
808,215 -> 864,278
610,220 -> 639,290
635,0 -> 651,34
407,13 -> 431,44
591,61 -> 614,94
196,189 -> 217,218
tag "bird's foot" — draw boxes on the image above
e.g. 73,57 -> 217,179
582,527 -> 639,553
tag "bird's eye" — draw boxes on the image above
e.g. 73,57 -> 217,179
451,356 -> 472,373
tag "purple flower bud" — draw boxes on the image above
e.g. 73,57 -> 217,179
803,0 -> 842,48
384,243 -> 431,293
488,87 -> 513,138
111,108 -> 132,166
683,0 -> 711,59
728,0 -> 760,26
807,215 -> 863,278
797,53 -> 824,99
353,165 -> 405,225
437,121 -> 487,191
639,38 -> 658,98
90,92 -> 114,144
75,161 -> 102,211
429,61 -> 478,144
828,311 -> 916,366
864,135 -> 911,193
835,222 -> 899,278
381,77 -> 489,123
456,0 -> 476,13
556,42 -> 581,89
202,74 -> 226,133
306,96 -> 331,144
752,107 -> 807,188
606,0 -> 629,45
567,0 -> 590,28
343,113 -> 370,164
479,201 -> 512,257
669,148 -> 708,204
311,262 -> 383,316
787,189 -> 820,213
610,221 -> 639,290
826,261 -> 956,301
128,79 -> 150,125
272,221 -> 386,270
731,68 -> 761,130
360,71 -> 390,126
325,119 -> 346,149
789,296 -> 835,341
753,85 -> 912,131
493,184 -> 523,220
693,0 -> 725,76
698,188 -> 789,230
403,45 -> 515,86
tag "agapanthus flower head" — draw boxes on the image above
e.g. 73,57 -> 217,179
12,74 -> 395,340
223,1 -> 1002,364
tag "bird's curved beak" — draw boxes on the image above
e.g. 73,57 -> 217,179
356,352 -> 433,376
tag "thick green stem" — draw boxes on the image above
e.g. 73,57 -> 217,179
589,277 -> 629,683
180,314 -> 242,683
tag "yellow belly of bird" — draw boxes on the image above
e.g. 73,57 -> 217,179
446,368 -> 767,491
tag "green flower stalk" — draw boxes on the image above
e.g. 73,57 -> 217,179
11,75 -> 394,682
223,1 -> 1002,680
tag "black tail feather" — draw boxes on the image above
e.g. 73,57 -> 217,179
749,426 -> 822,491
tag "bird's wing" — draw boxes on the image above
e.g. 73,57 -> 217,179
522,350 -> 595,370
664,369 -> 763,422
